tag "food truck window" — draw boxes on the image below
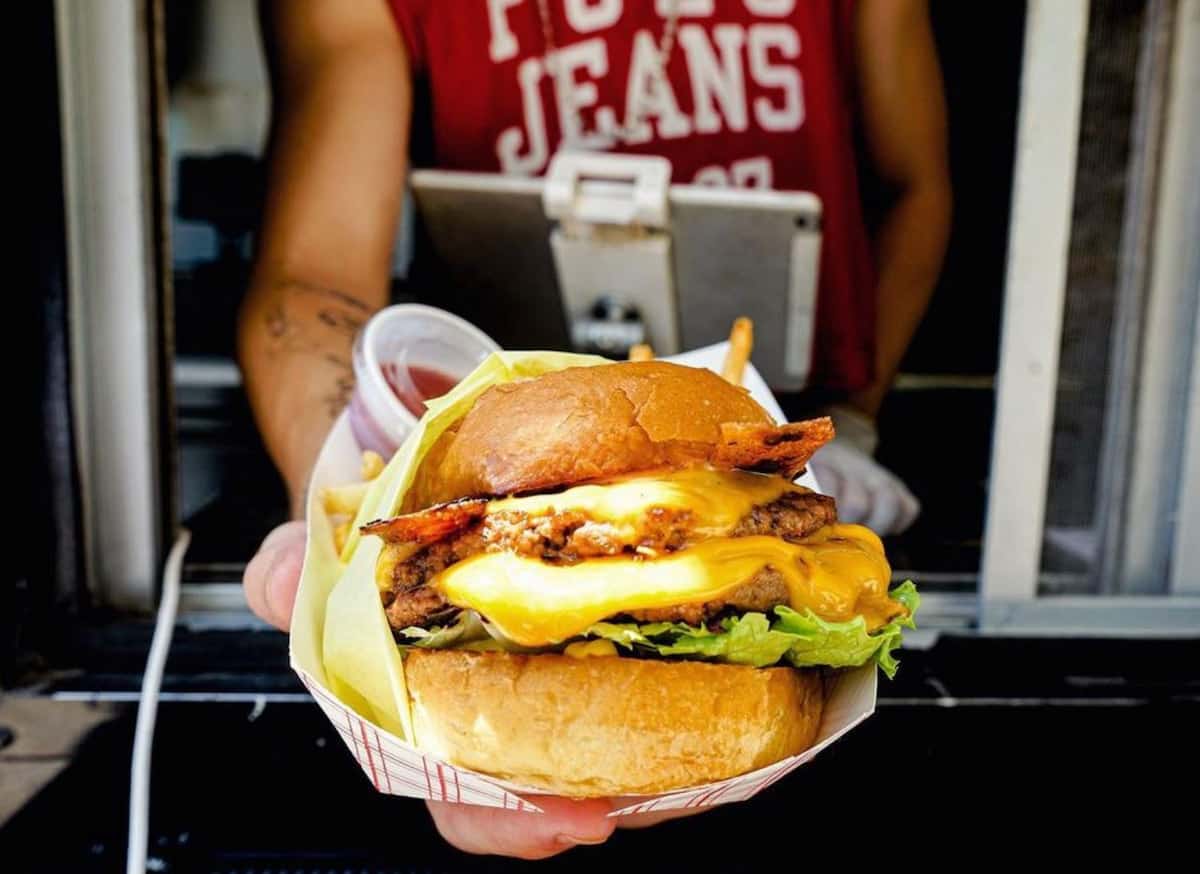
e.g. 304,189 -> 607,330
46,1 -> 1192,625
160,1 -> 1028,620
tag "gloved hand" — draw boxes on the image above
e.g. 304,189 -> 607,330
808,405 -> 921,537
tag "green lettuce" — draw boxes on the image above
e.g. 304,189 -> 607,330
397,582 -> 920,679
396,611 -> 487,649
585,581 -> 920,679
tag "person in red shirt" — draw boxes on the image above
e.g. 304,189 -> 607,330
240,0 -> 949,859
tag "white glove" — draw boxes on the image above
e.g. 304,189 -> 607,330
808,405 -> 921,537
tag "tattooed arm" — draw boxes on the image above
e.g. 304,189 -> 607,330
238,0 -> 411,514
239,278 -> 378,515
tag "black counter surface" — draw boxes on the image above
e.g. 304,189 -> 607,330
3,633 -> 1197,871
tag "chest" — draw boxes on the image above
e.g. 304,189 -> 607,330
415,1 -> 849,180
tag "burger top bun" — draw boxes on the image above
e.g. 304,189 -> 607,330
405,361 -> 775,510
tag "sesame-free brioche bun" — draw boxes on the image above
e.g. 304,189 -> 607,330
404,361 -> 831,511
404,649 -> 824,796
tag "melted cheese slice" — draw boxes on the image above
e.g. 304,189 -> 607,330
488,469 -> 797,536
374,469 -> 794,591
433,524 -> 901,647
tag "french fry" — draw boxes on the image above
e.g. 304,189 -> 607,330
628,343 -> 654,362
326,453 -> 386,552
361,450 -> 385,480
321,481 -> 370,517
333,519 -> 352,554
720,317 -> 753,385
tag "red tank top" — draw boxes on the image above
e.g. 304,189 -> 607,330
388,0 -> 875,390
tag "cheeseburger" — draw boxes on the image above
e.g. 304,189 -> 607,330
361,361 -> 917,796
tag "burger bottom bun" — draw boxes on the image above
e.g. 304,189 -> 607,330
404,649 -> 824,797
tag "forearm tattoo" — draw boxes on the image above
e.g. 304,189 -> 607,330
262,278 -> 374,419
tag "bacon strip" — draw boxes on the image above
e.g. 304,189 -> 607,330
363,417 -> 835,545
361,498 -> 488,545
712,416 -> 835,480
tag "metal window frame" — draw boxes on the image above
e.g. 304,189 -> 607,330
979,0 -> 1091,612
56,0 -> 166,612
1173,292 -> 1200,595
980,0 -> 1200,631
1165,0 -> 1200,595
1094,0 -> 1182,596
1098,0 -> 1200,595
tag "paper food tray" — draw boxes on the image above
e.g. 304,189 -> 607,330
291,342 -> 878,816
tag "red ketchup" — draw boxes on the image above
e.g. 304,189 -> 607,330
382,362 -> 460,417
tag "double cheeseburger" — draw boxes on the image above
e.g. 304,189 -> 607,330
361,361 -> 916,796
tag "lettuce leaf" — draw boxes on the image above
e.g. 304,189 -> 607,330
585,581 -> 920,678
398,582 -> 920,678
396,611 -> 488,649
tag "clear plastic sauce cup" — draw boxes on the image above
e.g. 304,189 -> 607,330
348,304 -> 500,458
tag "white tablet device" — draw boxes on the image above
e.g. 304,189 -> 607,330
408,155 -> 822,389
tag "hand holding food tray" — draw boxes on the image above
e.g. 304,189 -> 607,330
290,330 -> 918,816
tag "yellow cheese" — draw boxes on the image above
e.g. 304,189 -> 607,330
564,639 -> 619,659
433,525 -> 901,647
488,469 -> 797,537
373,469 -> 796,591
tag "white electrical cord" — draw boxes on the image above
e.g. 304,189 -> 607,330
127,529 -> 191,874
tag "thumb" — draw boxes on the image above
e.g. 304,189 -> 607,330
426,796 -> 615,860
243,521 -> 306,631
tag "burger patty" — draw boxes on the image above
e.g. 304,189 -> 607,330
383,490 -> 835,631
622,566 -> 790,626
